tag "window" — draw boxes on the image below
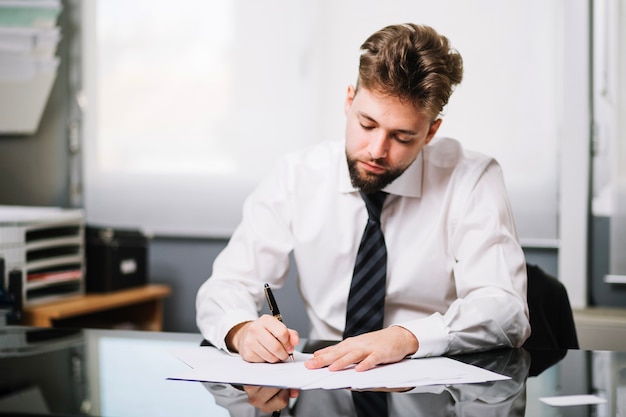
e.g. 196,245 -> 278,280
83,0 -> 318,237
83,0 -> 564,243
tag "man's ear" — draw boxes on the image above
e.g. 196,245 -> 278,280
425,118 -> 442,144
344,85 -> 356,115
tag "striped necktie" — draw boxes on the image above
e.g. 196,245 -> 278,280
344,191 -> 389,417
344,191 -> 388,338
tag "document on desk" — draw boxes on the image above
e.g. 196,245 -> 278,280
167,347 -> 510,390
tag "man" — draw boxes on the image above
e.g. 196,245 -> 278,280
196,23 -> 530,373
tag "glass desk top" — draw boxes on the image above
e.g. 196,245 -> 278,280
0,325 -> 624,417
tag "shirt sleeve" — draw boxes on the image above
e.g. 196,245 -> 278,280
195,160 -> 294,351
398,159 -> 531,358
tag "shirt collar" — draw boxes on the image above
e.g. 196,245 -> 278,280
339,148 -> 423,198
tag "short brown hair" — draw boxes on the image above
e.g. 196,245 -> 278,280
357,23 -> 463,119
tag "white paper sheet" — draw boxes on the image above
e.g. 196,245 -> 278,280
167,346 -> 510,390
539,395 -> 607,407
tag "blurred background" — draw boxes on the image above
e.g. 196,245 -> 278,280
0,0 -> 623,347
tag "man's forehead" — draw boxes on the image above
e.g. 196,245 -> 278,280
355,85 -> 435,120
353,92 -> 428,133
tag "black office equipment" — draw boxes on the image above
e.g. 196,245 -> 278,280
0,259 -> 23,324
85,226 -> 148,293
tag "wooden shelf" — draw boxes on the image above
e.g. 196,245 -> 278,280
20,284 -> 171,331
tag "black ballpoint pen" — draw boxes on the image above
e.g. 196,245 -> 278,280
264,283 -> 295,361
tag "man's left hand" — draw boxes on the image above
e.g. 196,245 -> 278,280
304,326 -> 419,371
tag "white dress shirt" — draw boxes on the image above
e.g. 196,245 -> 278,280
196,137 -> 530,358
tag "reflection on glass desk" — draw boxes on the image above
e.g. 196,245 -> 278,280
0,326 -> 624,417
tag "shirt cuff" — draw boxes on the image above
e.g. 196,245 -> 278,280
393,313 -> 450,358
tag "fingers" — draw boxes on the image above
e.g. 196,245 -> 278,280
304,327 -> 418,371
243,385 -> 290,413
304,339 -> 353,370
354,353 -> 381,372
304,340 -> 381,371
288,329 -> 300,352
238,315 -> 299,363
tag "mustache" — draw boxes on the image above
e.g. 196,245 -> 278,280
363,156 -> 389,169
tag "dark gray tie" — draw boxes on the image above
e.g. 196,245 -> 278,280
344,191 -> 389,417
344,191 -> 388,338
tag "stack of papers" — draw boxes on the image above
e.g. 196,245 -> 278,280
0,0 -> 62,134
168,347 -> 510,390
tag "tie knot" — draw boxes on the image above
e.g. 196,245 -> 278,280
360,191 -> 388,222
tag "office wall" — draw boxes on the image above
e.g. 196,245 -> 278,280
149,237 -> 308,333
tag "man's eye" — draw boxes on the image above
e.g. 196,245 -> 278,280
394,136 -> 412,144
360,124 -> 375,130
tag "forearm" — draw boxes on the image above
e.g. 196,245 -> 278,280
399,287 -> 529,358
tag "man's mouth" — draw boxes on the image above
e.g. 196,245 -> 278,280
359,160 -> 387,175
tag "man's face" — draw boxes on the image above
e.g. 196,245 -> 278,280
344,85 -> 441,194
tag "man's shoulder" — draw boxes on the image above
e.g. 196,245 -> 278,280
424,137 -> 494,170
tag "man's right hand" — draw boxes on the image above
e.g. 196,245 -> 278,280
225,314 -> 299,363
243,385 -> 299,413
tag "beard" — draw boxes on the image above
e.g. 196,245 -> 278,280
346,151 -> 408,194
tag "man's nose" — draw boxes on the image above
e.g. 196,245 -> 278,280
368,133 -> 388,159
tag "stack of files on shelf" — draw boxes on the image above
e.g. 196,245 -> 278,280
0,205 -> 85,306
0,0 -> 62,134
